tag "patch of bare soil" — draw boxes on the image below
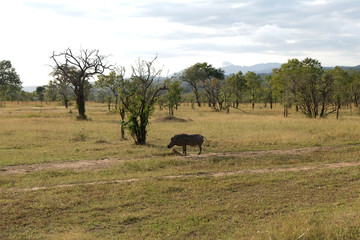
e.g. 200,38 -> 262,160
153,116 -> 191,122
184,146 -> 325,159
1,158 -> 125,175
8,161 -> 360,192
0,145 -> 353,176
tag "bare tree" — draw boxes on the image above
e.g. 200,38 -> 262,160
50,48 -> 112,119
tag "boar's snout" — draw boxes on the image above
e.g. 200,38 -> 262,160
167,140 -> 174,148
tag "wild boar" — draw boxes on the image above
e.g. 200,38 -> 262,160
167,134 -> 204,155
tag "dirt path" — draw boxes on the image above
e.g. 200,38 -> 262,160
1,158 -> 126,175
7,161 -> 360,192
1,146 -> 326,175
3,144 -> 360,193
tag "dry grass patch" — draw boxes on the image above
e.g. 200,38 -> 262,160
2,102 -> 360,239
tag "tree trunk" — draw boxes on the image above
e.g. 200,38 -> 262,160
194,91 -> 201,107
252,102 -> 255,109
137,119 -> 147,144
120,108 -> 125,139
284,107 -> 288,117
76,90 -> 86,120
115,96 -> 118,110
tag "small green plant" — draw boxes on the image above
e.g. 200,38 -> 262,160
73,132 -> 87,142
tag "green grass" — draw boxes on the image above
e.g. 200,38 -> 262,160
2,166 -> 360,239
1,101 -> 360,239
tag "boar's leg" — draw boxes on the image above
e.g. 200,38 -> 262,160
198,145 -> 202,155
183,145 -> 187,155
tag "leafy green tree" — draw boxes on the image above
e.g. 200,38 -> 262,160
95,70 -> 123,110
245,71 -> 262,109
0,60 -> 21,106
181,62 -> 224,108
119,57 -> 169,144
271,59 -> 302,115
327,67 -> 350,119
96,68 -> 127,138
36,86 -> 46,104
225,71 -> 247,108
57,81 -> 72,108
272,58 -> 336,118
164,80 -> 183,115
198,63 -> 225,109
349,70 -> 360,107
45,81 -> 59,103
181,64 -> 207,107
264,75 -> 273,109
297,58 -> 328,118
17,90 -> 35,104
50,48 -> 112,120
219,80 -> 233,113
50,67 -> 73,108
203,77 -> 225,110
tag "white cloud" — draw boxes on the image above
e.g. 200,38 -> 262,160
1,0 -> 359,86
302,0 -> 329,6
251,25 -> 295,46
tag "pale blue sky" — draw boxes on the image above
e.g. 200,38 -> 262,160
1,0 -> 359,86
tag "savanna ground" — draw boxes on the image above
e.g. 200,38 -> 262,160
1,101 -> 360,239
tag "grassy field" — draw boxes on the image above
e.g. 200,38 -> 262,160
1,101 -> 360,239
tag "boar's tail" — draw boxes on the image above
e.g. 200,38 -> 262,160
204,137 -> 210,147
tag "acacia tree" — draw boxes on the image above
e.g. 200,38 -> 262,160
50,48 -> 112,119
0,60 -> 21,106
181,64 -> 207,107
119,57 -> 170,145
197,63 -> 225,109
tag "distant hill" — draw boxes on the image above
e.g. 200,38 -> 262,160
221,63 -> 360,76
324,65 -> 360,71
221,63 -> 282,75
22,86 -> 37,92
21,64 -> 360,92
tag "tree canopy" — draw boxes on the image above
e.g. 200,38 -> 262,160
0,60 -> 21,105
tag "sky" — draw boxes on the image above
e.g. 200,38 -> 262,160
1,0 -> 359,86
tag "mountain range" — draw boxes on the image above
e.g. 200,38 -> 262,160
220,62 -> 282,75
220,62 -> 360,76
22,63 -> 360,92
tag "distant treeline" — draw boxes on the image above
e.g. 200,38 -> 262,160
1,58 -> 360,120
